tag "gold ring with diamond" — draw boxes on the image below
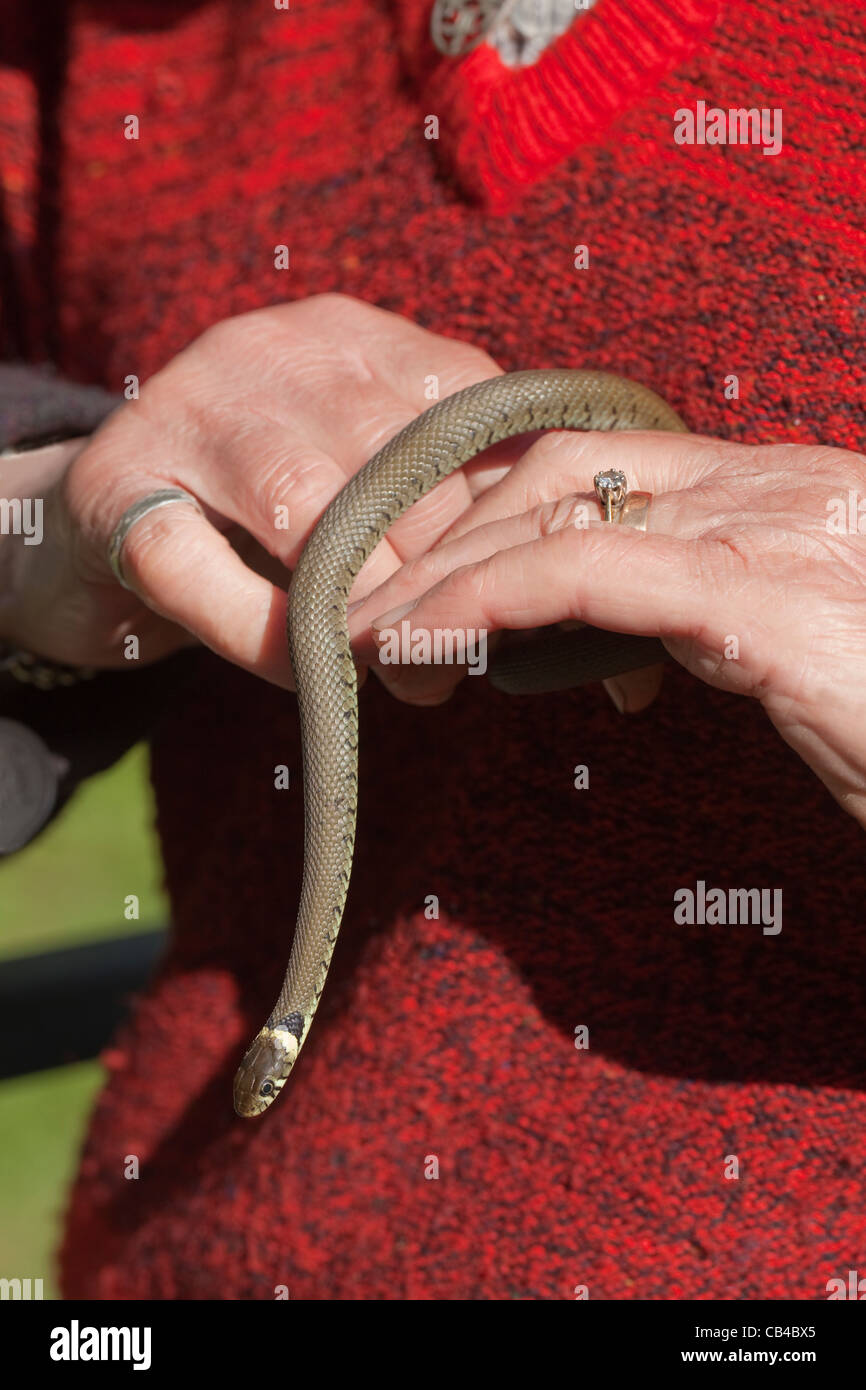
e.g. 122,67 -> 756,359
593,471 -> 652,530
618,492 -> 652,530
593,469 -> 628,522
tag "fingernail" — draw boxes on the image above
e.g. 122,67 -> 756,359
375,660 -> 404,686
346,598 -> 365,617
606,679 -> 627,713
371,600 -> 418,633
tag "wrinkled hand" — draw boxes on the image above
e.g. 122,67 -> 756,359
348,428 -> 866,828
0,295 -> 516,688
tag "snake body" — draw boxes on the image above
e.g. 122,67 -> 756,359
233,369 -> 686,1116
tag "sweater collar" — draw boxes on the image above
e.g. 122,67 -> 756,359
405,0 -> 722,209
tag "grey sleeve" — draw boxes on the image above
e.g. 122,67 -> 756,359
0,364 -> 201,855
0,362 -> 120,451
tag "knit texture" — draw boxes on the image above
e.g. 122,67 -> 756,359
414,0 -> 722,209
1,0 -> 864,1298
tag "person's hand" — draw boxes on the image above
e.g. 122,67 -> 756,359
0,295 -> 519,688
347,428 -> 866,828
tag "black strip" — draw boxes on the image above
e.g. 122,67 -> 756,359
0,929 -> 166,1078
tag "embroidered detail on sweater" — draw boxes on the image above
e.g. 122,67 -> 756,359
431,0 -> 596,65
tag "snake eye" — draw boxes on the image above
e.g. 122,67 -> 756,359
259,1081 -> 274,1097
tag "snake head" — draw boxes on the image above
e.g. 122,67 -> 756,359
233,1018 -> 302,1117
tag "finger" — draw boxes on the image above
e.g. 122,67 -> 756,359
435,428 -> 726,549
366,637 -> 469,706
350,489 -> 707,659
368,525 -> 743,685
200,383 -> 516,601
176,424 -> 415,598
351,495 -> 599,701
113,498 -> 295,687
603,662 -> 666,713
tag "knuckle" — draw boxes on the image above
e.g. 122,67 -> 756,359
120,504 -> 201,596
194,313 -> 243,355
249,446 -> 332,544
441,558 -> 489,604
826,445 -> 866,491
194,304 -> 291,360
442,343 -> 500,391
538,494 -> 591,537
699,527 -> 753,576
307,291 -> 357,314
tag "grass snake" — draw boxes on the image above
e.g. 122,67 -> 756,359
233,369 -> 686,1116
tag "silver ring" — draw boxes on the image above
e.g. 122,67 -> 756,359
108,487 -> 204,589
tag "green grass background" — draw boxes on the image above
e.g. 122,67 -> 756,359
0,744 -> 167,1297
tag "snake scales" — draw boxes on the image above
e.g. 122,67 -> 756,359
233,369 -> 687,1116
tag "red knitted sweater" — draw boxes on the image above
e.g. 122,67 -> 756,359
3,0 -> 865,1299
